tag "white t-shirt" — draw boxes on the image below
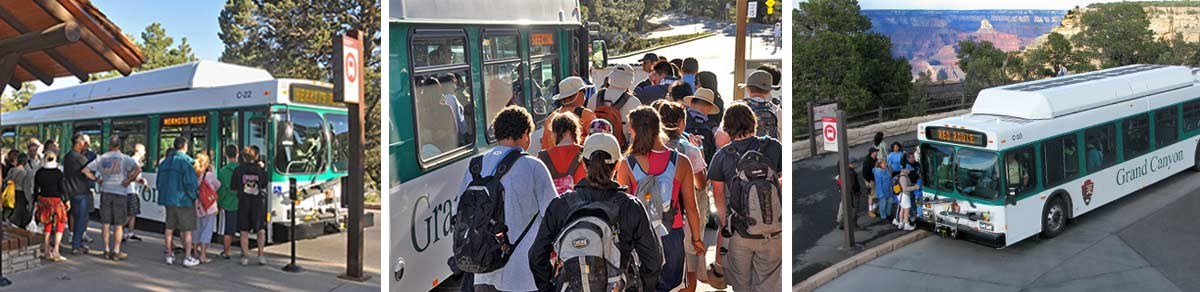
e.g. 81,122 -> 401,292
86,151 -> 139,195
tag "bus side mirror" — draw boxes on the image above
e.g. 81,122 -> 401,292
591,40 -> 608,69
280,121 -> 296,147
1006,187 -> 1017,206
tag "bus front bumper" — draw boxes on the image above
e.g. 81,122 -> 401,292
915,217 -> 1005,248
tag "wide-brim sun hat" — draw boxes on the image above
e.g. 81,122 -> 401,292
683,87 -> 720,115
552,76 -> 593,101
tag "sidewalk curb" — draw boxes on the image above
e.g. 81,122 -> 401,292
792,230 -> 931,292
610,32 -> 717,60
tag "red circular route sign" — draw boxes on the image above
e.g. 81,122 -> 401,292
345,52 -> 358,83
824,124 -> 836,142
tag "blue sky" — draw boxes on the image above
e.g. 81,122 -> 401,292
4,1 -> 224,95
797,0 -> 1160,10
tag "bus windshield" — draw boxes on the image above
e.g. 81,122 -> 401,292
921,143 -> 1002,200
276,109 -> 327,174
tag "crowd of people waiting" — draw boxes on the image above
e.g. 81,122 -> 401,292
0,134 -> 276,268
449,53 -> 785,292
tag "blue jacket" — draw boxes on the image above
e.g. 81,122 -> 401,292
156,150 -> 198,207
887,151 -> 904,172
873,167 -> 892,199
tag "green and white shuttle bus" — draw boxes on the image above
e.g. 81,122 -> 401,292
916,64 -> 1200,247
388,0 -> 610,289
0,61 -> 351,242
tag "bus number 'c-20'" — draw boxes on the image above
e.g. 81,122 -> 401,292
411,195 -> 454,252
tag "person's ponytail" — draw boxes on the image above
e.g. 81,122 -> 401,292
582,151 -> 618,188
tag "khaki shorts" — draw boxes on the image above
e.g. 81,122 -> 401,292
165,205 -> 197,231
683,216 -> 709,273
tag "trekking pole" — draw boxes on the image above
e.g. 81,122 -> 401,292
282,178 -> 303,273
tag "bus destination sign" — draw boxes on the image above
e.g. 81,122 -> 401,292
162,115 -> 207,127
926,127 -> 987,147
291,84 -> 338,107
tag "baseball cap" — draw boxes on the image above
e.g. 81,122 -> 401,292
740,70 -> 776,91
582,133 -> 623,164
588,119 -> 613,135
639,53 -> 658,62
607,64 -> 635,89
552,76 -> 593,100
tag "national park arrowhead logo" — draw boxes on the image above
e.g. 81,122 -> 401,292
1081,179 -> 1094,205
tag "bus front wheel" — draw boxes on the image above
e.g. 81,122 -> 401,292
1040,196 -> 1068,238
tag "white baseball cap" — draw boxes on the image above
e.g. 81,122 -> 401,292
582,133 -> 623,164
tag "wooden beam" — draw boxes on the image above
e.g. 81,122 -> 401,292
0,55 -> 20,92
0,22 -> 81,56
37,0 -> 140,70
51,0 -> 142,64
0,5 -> 89,82
18,59 -> 53,85
75,22 -> 131,76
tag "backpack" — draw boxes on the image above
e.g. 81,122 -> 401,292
746,98 -> 780,139
628,151 -> 680,236
725,138 -> 782,238
684,113 -> 717,163
538,149 -> 582,195
553,198 -> 626,291
451,150 -> 537,273
196,172 -> 219,217
1,180 -> 14,209
589,88 -> 633,147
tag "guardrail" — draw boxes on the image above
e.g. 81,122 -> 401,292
796,97 -> 972,142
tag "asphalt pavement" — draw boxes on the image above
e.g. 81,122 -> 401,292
7,211 -> 381,291
818,162 -> 1200,291
793,132 -> 917,282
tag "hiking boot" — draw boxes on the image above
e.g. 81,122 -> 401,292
706,264 -> 727,289
112,252 -> 129,261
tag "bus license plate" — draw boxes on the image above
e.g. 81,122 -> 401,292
935,220 -> 958,238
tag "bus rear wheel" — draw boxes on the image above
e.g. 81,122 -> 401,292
1040,196 -> 1068,238
1192,142 -> 1200,172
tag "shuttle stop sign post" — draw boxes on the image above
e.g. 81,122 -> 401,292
335,33 -> 363,104
823,117 -> 839,152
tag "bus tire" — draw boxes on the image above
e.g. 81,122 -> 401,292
1192,141 -> 1200,172
1040,196 -> 1068,239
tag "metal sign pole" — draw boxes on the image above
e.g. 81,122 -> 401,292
335,30 -> 369,282
808,101 -> 817,157
282,178 -> 303,273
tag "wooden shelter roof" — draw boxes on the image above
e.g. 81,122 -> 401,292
0,0 -> 144,90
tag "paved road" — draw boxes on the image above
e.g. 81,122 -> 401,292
9,211 -> 381,291
819,166 -> 1200,291
612,22 -> 781,105
793,133 -> 917,282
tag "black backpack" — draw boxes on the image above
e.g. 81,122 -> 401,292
452,150 -> 538,273
685,114 -> 717,164
724,138 -> 782,239
746,98 -> 780,139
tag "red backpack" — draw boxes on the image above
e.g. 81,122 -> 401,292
196,173 -> 219,217
589,89 -> 633,147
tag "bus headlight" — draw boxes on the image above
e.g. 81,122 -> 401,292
979,221 -> 993,231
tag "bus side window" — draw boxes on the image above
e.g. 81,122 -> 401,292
1154,106 -> 1178,148
0,127 -> 15,151
482,32 -> 522,143
529,30 -> 560,123
1042,133 -> 1079,187
17,125 -> 38,151
1085,124 -> 1117,172
1184,100 -> 1200,132
1004,146 -> 1036,195
1122,114 -> 1150,160
411,32 -> 474,163
113,118 -> 150,171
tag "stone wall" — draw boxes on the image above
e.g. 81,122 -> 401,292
794,109 -> 969,160
1,227 -> 42,275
